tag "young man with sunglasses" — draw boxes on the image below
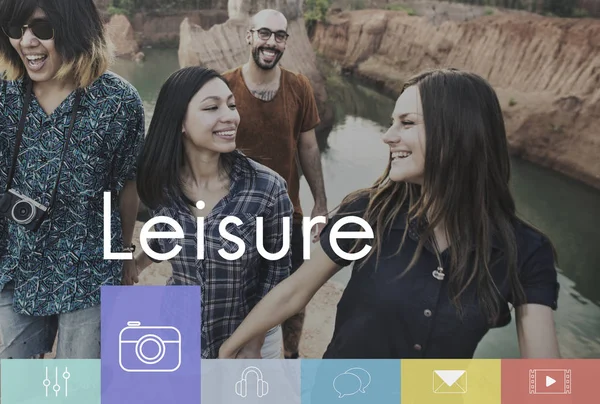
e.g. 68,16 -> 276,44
0,0 -> 144,360
223,8 -> 328,359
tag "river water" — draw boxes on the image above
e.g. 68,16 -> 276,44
111,48 -> 600,359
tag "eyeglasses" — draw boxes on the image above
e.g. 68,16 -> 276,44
2,21 -> 54,41
251,28 -> 289,43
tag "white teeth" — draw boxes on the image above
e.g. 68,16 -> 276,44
262,50 -> 275,56
214,130 -> 235,137
26,55 -> 46,61
392,151 -> 411,159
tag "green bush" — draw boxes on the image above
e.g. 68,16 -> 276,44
304,0 -> 331,33
107,6 -> 128,16
572,8 -> 590,18
108,0 -> 134,17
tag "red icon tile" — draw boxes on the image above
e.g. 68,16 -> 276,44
502,359 -> 600,404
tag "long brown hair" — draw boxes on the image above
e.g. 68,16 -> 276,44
339,68 -> 556,323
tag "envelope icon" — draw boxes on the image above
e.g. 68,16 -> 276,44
433,370 -> 467,394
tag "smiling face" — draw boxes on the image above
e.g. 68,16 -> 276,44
383,85 -> 427,185
8,8 -> 62,84
246,11 -> 288,70
182,77 -> 240,154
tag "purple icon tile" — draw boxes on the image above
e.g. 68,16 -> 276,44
101,286 -> 201,404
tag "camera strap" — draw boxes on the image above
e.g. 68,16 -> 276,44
5,78 -> 82,211
5,79 -> 33,192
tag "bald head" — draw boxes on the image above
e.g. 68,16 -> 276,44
251,9 -> 288,31
246,8 -> 289,70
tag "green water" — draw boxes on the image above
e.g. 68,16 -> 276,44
111,48 -> 600,359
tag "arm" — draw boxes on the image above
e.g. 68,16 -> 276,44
120,180 -> 139,285
219,244 -> 341,358
516,304 -> 561,358
119,180 -> 139,248
133,249 -> 155,281
115,91 -> 146,285
298,129 -> 328,241
298,129 -> 327,209
297,75 -> 327,240
513,235 -> 561,358
133,211 -> 170,280
220,191 -> 369,357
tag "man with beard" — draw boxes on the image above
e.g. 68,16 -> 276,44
223,8 -> 328,360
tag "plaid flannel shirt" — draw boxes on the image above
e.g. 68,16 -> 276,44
148,151 -> 293,358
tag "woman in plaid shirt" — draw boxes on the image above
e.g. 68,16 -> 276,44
134,66 -> 294,359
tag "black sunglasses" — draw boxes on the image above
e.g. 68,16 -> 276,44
3,21 -> 54,41
251,28 -> 289,43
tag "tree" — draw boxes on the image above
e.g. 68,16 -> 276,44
543,0 -> 576,15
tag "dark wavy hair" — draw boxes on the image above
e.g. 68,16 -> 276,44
137,66 -> 254,210
340,68 -> 557,323
0,0 -> 111,87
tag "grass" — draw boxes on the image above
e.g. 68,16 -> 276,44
385,3 -> 416,15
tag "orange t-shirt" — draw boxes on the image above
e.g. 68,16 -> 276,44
222,66 -> 321,224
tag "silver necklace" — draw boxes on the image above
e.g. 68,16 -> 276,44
431,235 -> 445,281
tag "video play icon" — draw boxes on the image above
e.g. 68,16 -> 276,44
529,369 -> 571,395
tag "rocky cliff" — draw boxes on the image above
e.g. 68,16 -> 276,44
130,10 -> 228,47
311,10 -> 600,190
178,0 -> 333,135
105,14 -> 140,58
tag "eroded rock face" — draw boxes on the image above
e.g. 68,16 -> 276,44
130,10 -> 229,47
311,10 -> 600,189
105,14 -> 139,59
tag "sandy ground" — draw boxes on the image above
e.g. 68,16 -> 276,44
45,221 -> 344,359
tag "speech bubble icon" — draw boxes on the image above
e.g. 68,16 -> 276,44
333,372 -> 362,398
345,367 -> 371,393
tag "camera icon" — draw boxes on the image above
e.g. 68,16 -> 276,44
118,321 -> 182,373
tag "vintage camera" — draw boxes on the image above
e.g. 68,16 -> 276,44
0,189 -> 48,231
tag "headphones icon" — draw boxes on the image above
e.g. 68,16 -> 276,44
235,366 -> 269,398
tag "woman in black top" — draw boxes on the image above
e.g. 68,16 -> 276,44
218,68 -> 561,359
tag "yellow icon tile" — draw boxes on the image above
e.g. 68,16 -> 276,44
401,359 -> 501,404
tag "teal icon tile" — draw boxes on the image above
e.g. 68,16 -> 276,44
301,359 -> 401,404
1,359 -> 100,404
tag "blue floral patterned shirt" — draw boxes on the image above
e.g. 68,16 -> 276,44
0,71 -> 145,316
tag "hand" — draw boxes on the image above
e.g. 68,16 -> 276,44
218,340 -> 241,359
310,205 -> 328,242
218,336 -> 263,359
121,260 -> 139,285
235,343 -> 262,359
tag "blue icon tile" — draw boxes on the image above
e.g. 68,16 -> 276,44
301,359 -> 401,404
100,285 -> 201,404
1,359 -> 100,403
202,359 -> 301,404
